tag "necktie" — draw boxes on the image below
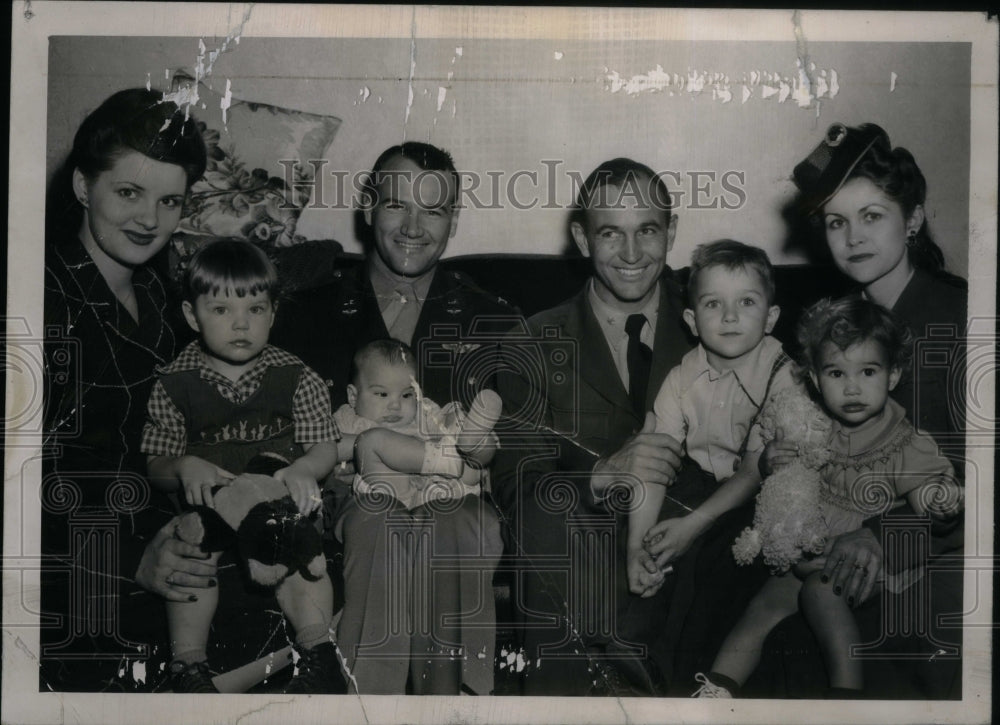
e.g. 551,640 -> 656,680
625,313 -> 653,417
388,286 -> 421,344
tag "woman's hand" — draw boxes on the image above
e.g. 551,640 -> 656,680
134,517 -> 218,602
820,528 -> 883,606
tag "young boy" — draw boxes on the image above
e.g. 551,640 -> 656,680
628,240 -> 799,597
141,239 -> 343,694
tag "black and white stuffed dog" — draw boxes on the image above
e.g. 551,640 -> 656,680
174,453 -> 326,587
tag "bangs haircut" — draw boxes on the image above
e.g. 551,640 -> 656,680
797,297 -> 912,375
183,239 -> 280,303
350,339 -> 418,385
687,239 -> 776,306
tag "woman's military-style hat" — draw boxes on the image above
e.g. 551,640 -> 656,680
793,122 -> 890,215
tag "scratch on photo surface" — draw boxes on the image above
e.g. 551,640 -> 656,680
791,9 -> 818,109
161,4 -> 253,121
232,698 -> 295,725
403,7 -> 417,136
14,635 -> 38,662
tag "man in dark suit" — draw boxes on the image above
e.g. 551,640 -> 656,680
494,158 -> 693,696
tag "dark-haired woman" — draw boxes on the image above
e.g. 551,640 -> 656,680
42,88 -> 207,691
749,123 -> 968,699
793,122 -> 967,454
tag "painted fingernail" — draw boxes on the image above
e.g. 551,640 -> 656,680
188,595 -> 198,602
209,579 -> 217,587
821,575 -> 829,583
834,586 -> 842,595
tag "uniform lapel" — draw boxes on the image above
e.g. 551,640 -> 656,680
645,277 -> 688,411
355,264 -> 391,341
567,289 -> 633,414
410,267 -> 446,345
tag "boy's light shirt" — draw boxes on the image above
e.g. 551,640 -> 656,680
587,279 -> 660,390
652,335 -> 798,481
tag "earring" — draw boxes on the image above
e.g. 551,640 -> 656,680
906,230 -> 917,247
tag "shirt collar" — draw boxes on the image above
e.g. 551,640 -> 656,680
830,397 -> 906,455
162,340 -> 279,384
587,279 -> 661,335
368,253 -> 436,301
682,335 -> 784,406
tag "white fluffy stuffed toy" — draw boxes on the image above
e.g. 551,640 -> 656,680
732,386 -> 834,572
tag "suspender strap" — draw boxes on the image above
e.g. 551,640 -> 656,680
736,350 -> 792,460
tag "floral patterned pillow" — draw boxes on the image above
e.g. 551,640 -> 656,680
169,76 -> 340,277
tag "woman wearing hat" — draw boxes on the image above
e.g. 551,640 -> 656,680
793,122 -> 967,451
772,122 -> 967,698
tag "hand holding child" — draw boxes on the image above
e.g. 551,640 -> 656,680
135,516 -> 218,602
593,413 -> 683,495
177,456 -> 235,508
821,528 -> 883,606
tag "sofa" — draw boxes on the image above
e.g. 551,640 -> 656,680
160,239 -> 963,699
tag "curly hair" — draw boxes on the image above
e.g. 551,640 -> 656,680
797,297 -> 912,375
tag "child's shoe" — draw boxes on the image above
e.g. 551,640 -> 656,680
169,660 -> 219,693
691,672 -> 732,698
285,641 -> 347,694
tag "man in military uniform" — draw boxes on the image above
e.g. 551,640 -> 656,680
272,142 -> 518,409
271,144 -> 516,694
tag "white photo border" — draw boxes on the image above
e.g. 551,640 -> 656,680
5,4 -> 997,724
